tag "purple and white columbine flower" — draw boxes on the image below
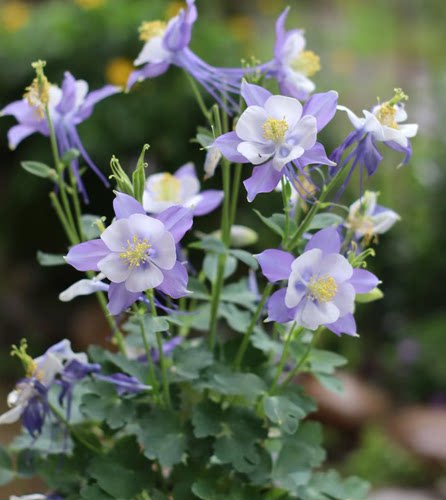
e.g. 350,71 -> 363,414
265,8 -> 321,101
143,162 -> 223,216
256,228 -> 379,336
214,80 -> 337,201
1,72 -> 120,201
65,193 -> 192,315
346,191 -> 400,242
0,340 -> 98,436
332,89 -> 418,184
127,0 -> 254,113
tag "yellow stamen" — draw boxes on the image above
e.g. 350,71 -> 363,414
262,118 -> 288,142
152,173 -> 182,202
308,275 -> 337,303
376,88 -> 408,129
24,60 -> 50,119
291,50 -> 321,77
120,235 -> 151,268
139,20 -> 167,42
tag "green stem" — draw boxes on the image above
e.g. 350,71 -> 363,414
135,306 -> 159,398
233,283 -> 273,369
49,192 -> 78,244
281,177 -> 290,245
280,327 -> 323,388
68,167 -> 85,241
185,72 -> 212,124
270,324 -> 302,393
147,290 -> 171,409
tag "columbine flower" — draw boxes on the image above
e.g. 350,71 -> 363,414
65,193 -> 193,315
214,80 -> 337,201
10,495 -> 49,500
127,0 -> 253,113
94,373 -> 150,395
1,70 -> 120,201
346,191 -> 400,243
0,340 -> 97,435
266,8 -> 321,100
143,162 -> 223,216
256,228 -> 379,335
332,88 -> 418,183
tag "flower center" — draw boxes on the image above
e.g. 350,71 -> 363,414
375,103 -> 398,129
120,235 -> 151,268
262,118 -> 288,142
152,173 -> 182,202
291,50 -> 321,77
307,275 -> 337,303
139,20 -> 167,42
23,76 -> 50,119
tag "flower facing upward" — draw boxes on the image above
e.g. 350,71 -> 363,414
256,228 -> 379,335
346,191 -> 400,243
143,162 -> 223,216
65,193 -> 193,315
214,80 -> 337,201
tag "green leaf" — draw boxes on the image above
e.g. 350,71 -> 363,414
355,287 -> 384,303
229,249 -> 258,269
80,484 -> 115,500
173,343 -> 213,381
219,303 -> 251,333
307,213 -> 344,231
251,329 -> 282,356
253,209 -> 284,237
0,446 -> 14,486
309,349 -> 347,374
203,254 -> 237,282
80,214 -> 103,240
220,279 -> 258,311
192,400 -> 222,438
136,409 -> 187,468
88,346 -> 149,382
303,470 -> 370,500
315,372 -> 344,393
263,395 -> 306,434
21,161 -> 56,180
132,144 -> 149,203
61,148 -> 80,165
189,236 -> 227,254
36,251 -> 67,266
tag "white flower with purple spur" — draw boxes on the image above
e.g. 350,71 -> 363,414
1,71 -> 120,201
256,228 -> 379,335
346,191 -> 400,241
65,193 -> 193,315
265,7 -> 321,101
214,80 -> 337,201
332,89 -> 418,181
143,162 -> 223,216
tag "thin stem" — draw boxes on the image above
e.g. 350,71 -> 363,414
233,283 -> 273,369
135,306 -> 159,398
229,163 -> 242,228
280,327 -> 324,388
270,324 -> 303,393
49,192 -> 78,244
68,167 -> 85,241
185,72 -> 212,124
281,177 -> 290,245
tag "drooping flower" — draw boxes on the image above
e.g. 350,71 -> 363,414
127,0 -> 254,113
1,70 -> 120,201
0,340 -> 98,436
332,89 -> 418,185
256,227 -> 379,335
143,162 -> 223,216
265,8 -> 321,100
346,191 -> 400,243
214,80 -> 337,201
65,193 -> 193,315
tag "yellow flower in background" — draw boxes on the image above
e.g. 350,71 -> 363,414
1,1 -> 30,33
74,0 -> 106,10
228,15 -> 255,43
105,57 -> 134,87
165,1 -> 185,19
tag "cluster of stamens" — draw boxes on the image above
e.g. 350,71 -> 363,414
139,20 -> 167,42
262,118 -> 288,142
375,88 -> 408,129
291,50 -> 321,77
152,173 -> 182,202
307,274 -> 338,303
24,75 -> 50,119
120,235 -> 151,268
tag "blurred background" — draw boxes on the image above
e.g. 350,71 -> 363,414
0,0 -> 445,498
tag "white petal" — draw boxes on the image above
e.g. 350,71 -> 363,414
237,141 -> 275,165
337,105 -> 365,130
235,106 -> 268,142
272,144 -> 304,171
101,219 -> 132,252
371,210 -> 400,234
281,31 -> 306,61
179,174 -> 200,203
399,123 -> 418,138
134,37 -> 170,66
39,353 -> 64,385
290,248 -> 322,282
0,405 -> 24,425
59,278 -> 108,302
395,105 -> 408,122
98,253 -> 132,283
285,281 -> 307,309
287,114 -> 317,150
75,80 -> 89,108
284,70 -> 315,95
264,95 -> 303,130
318,254 -> 353,283
332,282 -> 355,316
125,263 -> 163,292
150,231 -> 176,270
128,213 -> 166,242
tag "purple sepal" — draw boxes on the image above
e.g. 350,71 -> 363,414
213,131 -> 247,163
113,192 -> 145,220
305,227 -> 341,254
77,84 -> 121,122
193,190 -> 224,216
151,336 -> 183,363
95,373 -> 150,395
243,161 -> 283,202
256,249 -> 294,282
155,205 -> 193,243
241,80 -> 271,107
325,313 -> 357,336
127,62 -> 170,90
163,0 -> 197,52
65,239 -> 109,271
296,142 -> 334,168
349,269 -> 379,293
266,289 -> 295,323
302,91 -> 338,132
156,261 -> 189,299
385,139 -> 412,165
107,282 -> 140,316
22,381 -> 48,437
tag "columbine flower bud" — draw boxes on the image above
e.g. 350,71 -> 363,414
212,225 -> 259,248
